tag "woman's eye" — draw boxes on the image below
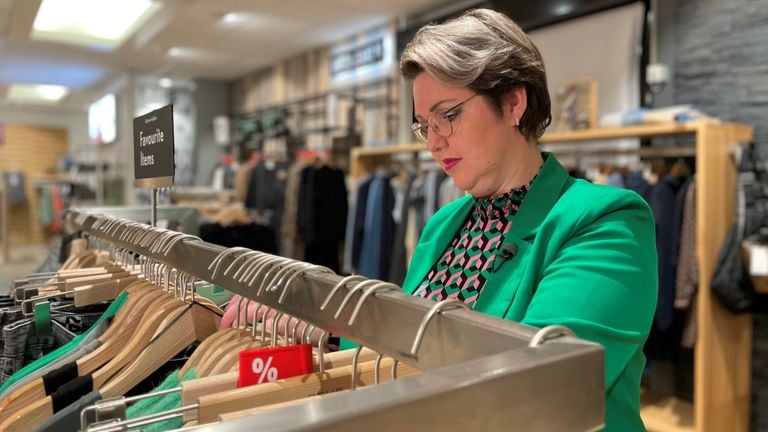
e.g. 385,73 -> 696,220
443,110 -> 460,121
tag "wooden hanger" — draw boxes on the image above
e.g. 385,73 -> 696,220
179,346 -> 382,423
0,290 -> 215,432
0,278 -> 154,422
0,280 -> 163,425
0,285 -> 187,431
194,357 -> 419,424
97,298 -> 221,398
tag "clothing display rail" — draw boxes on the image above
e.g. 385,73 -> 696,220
65,209 -> 605,431
72,205 -> 200,235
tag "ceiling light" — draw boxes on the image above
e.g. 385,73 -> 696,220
553,3 -> 575,15
7,84 -> 69,104
221,13 -> 244,25
166,47 -> 189,58
32,0 -> 160,50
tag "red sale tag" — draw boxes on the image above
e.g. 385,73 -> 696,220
238,344 -> 314,388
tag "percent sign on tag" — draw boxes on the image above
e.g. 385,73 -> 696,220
238,344 -> 314,388
252,357 -> 279,383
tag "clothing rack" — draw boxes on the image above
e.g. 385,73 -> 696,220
73,205 -> 201,235
65,209 -> 604,431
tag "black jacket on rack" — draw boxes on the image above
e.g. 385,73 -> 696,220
297,164 -> 348,273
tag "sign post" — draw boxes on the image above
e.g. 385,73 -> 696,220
133,104 -> 175,227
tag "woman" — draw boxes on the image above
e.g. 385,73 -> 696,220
400,9 -> 657,432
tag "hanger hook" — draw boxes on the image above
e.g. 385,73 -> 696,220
347,282 -> 399,326
528,325 -> 576,347
320,275 -> 366,311
208,246 -> 251,279
391,360 -> 399,381
409,299 -> 470,358
374,353 -> 384,385
251,303 -> 266,338
255,257 -> 293,296
278,265 -> 334,304
316,331 -> 330,374
350,345 -> 364,390
270,311 -> 284,347
334,280 -> 381,320
228,251 -> 263,279
238,254 -> 274,283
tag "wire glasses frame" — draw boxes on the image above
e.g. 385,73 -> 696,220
410,93 -> 479,145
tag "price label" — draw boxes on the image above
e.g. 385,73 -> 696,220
238,344 -> 313,387
749,244 -> 768,276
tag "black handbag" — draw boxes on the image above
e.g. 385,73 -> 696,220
711,224 -> 755,313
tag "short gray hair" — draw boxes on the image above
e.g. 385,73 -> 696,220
401,9 -> 551,140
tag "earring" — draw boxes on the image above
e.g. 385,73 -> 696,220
514,117 -> 520,127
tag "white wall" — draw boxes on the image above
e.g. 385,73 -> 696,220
194,80 -> 230,186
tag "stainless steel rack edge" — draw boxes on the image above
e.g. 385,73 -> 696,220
66,209 -> 604,432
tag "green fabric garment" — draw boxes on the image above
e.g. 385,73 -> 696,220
126,368 -> 197,431
0,290 -> 128,395
401,153 -> 657,432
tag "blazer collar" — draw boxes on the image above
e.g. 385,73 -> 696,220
509,152 -> 570,238
403,152 -> 570,294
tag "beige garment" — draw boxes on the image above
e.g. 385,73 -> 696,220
675,180 -> 698,310
675,179 -> 697,348
233,161 -> 257,204
405,207 -> 418,265
280,161 -> 306,259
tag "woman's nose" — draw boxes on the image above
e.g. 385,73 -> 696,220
426,129 -> 445,153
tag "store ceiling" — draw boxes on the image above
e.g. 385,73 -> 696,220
0,0 -> 445,109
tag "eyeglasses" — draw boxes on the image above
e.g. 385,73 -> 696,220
411,93 -> 479,145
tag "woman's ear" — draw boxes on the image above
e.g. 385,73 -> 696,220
504,85 -> 527,126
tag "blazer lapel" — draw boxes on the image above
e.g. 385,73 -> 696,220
401,196 -> 474,295
474,153 -> 571,317
509,152 -> 570,239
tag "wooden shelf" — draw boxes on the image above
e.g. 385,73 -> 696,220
350,123 -> 702,159
540,123 -> 699,143
641,392 -> 694,432
351,143 -> 424,157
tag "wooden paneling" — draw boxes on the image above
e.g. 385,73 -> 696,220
695,124 -> 753,432
0,124 -> 67,246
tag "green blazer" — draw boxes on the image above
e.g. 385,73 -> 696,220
402,153 -> 658,431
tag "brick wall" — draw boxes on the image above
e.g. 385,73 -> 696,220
675,0 -> 768,152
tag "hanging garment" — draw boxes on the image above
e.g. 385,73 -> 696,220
439,176 -> 465,207
300,165 -> 348,273
2,172 -> 26,205
343,176 -> 373,274
199,222 -> 278,255
245,161 -> 288,248
649,175 -> 687,333
357,174 -> 395,280
279,161 -> 306,260
389,175 -> 416,285
233,161 -> 257,203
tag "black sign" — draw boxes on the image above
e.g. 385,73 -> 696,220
133,104 -> 174,188
330,38 -> 384,77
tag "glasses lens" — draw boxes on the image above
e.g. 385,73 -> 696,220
412,123 -> 428,144
434,115 -> 452,138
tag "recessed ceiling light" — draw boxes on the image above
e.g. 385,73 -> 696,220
32,0 -> 160,50
7,84 -> 69,104
159,78 -> 173,88
221,13 -> 243,25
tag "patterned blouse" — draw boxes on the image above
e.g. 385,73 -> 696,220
413,179 -> 535,308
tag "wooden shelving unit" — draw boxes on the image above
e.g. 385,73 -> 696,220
349,122 -> 754,432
